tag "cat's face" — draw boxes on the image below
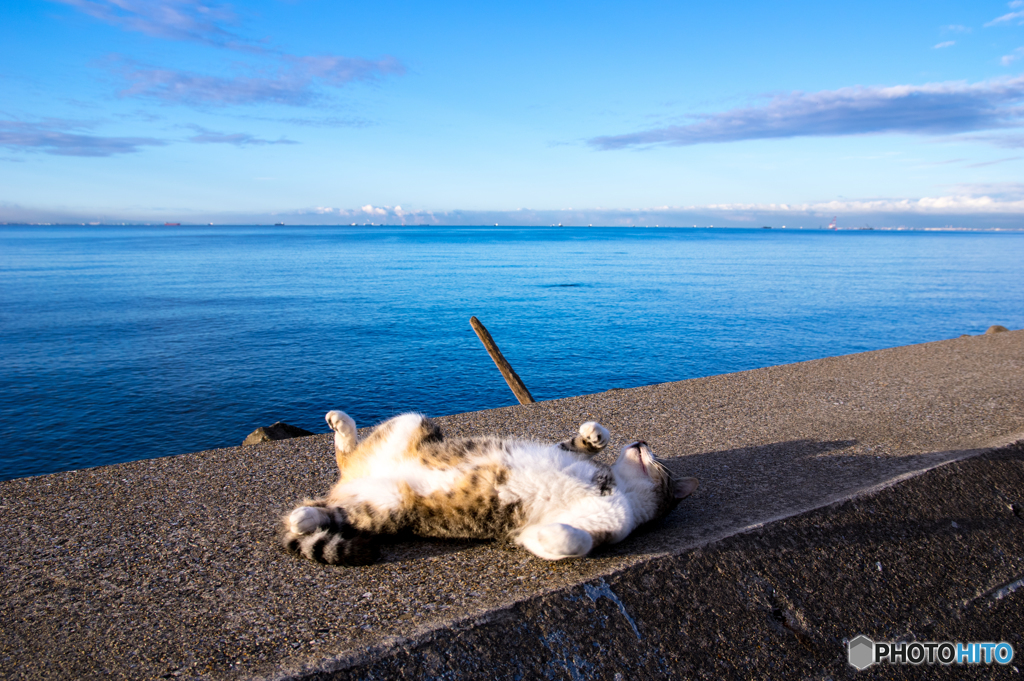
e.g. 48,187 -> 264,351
612,441 -> 698,525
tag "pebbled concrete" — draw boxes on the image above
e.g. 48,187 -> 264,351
318,441 -> 1024,680
1,331 -> 1023,680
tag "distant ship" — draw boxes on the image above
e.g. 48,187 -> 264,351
275,222 -> 285,226
164,222 -> 181,226
828,216 -> 837,230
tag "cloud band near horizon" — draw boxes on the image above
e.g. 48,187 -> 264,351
589,76 -> 1024,150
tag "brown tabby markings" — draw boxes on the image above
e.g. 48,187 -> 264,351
339,459 -> 524,538
328,417 -> 524,538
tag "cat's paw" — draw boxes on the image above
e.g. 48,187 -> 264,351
326,410 -> 357,453
288,506 -> 328,535
518,523 -> 594,560
579,421 -> 610,450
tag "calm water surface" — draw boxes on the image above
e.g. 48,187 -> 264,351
2,225 -> 1022,480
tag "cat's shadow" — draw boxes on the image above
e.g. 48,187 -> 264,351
374,531 -> 491,563
357,438 -> 986,565
592,436 -> 994,558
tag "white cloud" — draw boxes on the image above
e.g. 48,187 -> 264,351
9,196 -> 1024,228
1001,47 -> 1024,66
986,2 -> 1024,27
702,196 -> 1024,214
52,0 -> 248,49
184,125 -> 297,145
116,57 -> 403,106
118,66 -> 317,106
287,55 -> 405,86
57,0 -> 407,108
933,41 -> 955,49
590,76 -> 1024,150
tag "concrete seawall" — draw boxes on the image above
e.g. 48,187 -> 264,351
2,331 -> 1023,679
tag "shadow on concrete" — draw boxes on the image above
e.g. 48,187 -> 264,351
329,438 -> 994,566
591,437 -> 993,560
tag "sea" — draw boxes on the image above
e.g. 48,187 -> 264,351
2,224 -> 1022,481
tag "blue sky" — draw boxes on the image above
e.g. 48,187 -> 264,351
3,0 -> 1024,227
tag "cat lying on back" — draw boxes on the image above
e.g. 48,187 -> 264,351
281,410 -> 698,565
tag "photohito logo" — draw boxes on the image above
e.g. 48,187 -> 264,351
848,635 -> 1014,669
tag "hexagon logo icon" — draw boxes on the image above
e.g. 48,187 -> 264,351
848,635 -> 875,670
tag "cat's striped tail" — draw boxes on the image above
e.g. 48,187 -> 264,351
280,505 -> 380,566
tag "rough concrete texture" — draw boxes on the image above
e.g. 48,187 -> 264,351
1,331 -> 1023,680
307,442 -> 1024,680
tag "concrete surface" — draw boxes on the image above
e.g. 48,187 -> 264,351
308,441 -> 1024,680
1,331 -> 1023,679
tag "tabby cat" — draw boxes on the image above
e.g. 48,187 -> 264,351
281,410 -> 698,565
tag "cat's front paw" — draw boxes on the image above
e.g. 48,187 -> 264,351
579,421 -> 610,450
288,506 -> 328,535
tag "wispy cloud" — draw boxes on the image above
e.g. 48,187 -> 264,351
51,0 -> 253,50
253,115 -> 374,128
916,158 -> 966,166
948,132 -> 1024,148
589,76 -> 1024,150
944,181 -> 1024,199
58,0 -> 407,108
117,56 -> 403,106
699,195 -> 1024,215
986,0 -> 1024,26
1001,47 -> 1024,66
941,24 -> 971,33
933,41 -> 956,49
185,125 -> 297,145
988,134 -> 1024,147
0,119 -> 165,156
964,156 -> 1022,168
119,66 -> 317,106
286,55 -> 405,85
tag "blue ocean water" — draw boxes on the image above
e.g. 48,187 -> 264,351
2,225 -> 1022,481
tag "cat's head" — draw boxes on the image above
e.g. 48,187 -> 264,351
611,441 -> 698,526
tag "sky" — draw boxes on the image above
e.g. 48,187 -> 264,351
3,0 -> 1024,227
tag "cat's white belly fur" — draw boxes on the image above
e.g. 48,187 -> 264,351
501,443 -> 635,543
356,414 -> 468,500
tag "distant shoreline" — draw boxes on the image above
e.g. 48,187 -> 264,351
3,222 -> 1024,232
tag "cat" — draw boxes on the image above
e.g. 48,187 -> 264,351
280,409 -> 698,565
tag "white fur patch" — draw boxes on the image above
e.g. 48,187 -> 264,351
579,421 -> 609,448
333,479 -> 404,511
517,522 -> 593,560
289,506 -> 327,535
359,414 -> 466,497
326,410 -> 358,453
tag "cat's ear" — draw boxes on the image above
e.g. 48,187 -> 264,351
673,477 -> 698,500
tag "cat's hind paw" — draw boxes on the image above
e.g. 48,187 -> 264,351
326,410 -> 358,453
517,523 -> 594,560
579,421 -> 610,451
288,506 -> 329,535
